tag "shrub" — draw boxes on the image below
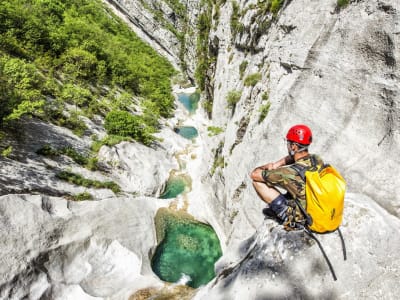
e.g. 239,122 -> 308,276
104,110 -> 154,145
337,0 -> 349,8
202,100 -> 213,115
91,135 -> 132,152
70,192 -> 93,201
207,126 -> 224,136
239,61 -> 248,79
59,47 -> 98,80
59,84 -> 92,108
230,1 -> 242,37
270,0 -> 284,15
59,111 -> 87,137
56,170 -> 121,193
36,144 -> 100,169
0,0 -> 175,129
226,90 -> 242,108
258,101 -> 271,124
244,73 -> 262,87
0,56 -> 45,123
1,146 -> 13,158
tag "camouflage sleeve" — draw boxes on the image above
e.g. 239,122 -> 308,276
261,166 -> 299,187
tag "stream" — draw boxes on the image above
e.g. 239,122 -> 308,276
151,89 -> 222,288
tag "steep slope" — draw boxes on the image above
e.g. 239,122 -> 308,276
189,0 -> 400,298
194,194 -> 400,299
1,0 -> 400,299
199,0 -> 400,243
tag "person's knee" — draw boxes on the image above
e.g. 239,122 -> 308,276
252,181 -> 263,190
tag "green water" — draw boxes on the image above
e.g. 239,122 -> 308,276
160,176 -> 187,199
151,213 -> 222,288
178,93 -> 200,114
174,126 -> 198,140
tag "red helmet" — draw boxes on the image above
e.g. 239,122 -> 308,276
286,124 -> 312,145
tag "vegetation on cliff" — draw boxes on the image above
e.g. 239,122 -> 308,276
0,0 -> 175,145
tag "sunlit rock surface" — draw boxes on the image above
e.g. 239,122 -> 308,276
199,0 -> 400,250
0,194 -> 168,299
1,0 -> 400,298
98,141 -> 176,196
193,194 -> 400,300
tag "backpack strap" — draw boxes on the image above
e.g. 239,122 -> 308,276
290,163 -> 312,226
291,164 -> 307,181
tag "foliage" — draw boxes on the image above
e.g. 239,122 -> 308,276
239,61 -> 248,79
36,144 -> 101,169
210,142 -> 225,176
201,100 -> 213,116
0,0 -> 175,141
258,101 -> 271,123
207,126 -> 224,136
5,100 -> 45,122
104,110 -> 155,146
230,1 -> 243,37
244,73 -> 262,87
195,1 -> 213,91
57,111 -> 87,137
1,145 -> 12,157
59,84 -> 92,108
337,0 -> 350,8
270,0 -> 284,15
226,91 -> 242,108
0,55 -> 45,123
90,134 -> 132,153
70,191 -> 93,201
57,170 -> 121,193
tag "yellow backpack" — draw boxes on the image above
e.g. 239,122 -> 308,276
292,156 -> 347,281
292,156 -> 346,233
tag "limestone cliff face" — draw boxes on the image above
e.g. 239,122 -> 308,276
199,0 -> 400,242
105,0 -> 200,78
193,194 -> 400,300
189,0 -> 400,298
1,0 -> 400,299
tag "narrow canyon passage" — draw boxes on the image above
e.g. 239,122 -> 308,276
150,89 -> 222,288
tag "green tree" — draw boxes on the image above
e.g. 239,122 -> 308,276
0,55 -> 44,123
104,110 -> 154,145
59,47 -> 98,80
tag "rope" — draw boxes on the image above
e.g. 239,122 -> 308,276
304,227 -> 338,281
337,228 -> 347,261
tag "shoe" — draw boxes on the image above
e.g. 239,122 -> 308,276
262,207 -> 276,218
270,194 -> 289,223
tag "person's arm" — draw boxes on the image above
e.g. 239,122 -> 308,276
255,155 -> 293,171
251,155 -> 293,182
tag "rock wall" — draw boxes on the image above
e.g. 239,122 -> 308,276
0,194 -> 169,299
199,0 -> 400,243
104,0 -> 200,78
193,194 -> 400,300
190,0 -> 400,298
1,0 -> 400,299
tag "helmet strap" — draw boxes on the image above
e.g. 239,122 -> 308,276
289,143 -> 308,157
296,145 -> 309,153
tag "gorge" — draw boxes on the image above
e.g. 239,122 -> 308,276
1,0 -> 400,299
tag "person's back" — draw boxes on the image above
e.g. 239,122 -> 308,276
250,124 -> 323,228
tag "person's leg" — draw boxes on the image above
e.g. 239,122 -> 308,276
252,181 -> 288,221
252,181 -> 280,204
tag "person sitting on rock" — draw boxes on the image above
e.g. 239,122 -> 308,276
250,124 -> 324,228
